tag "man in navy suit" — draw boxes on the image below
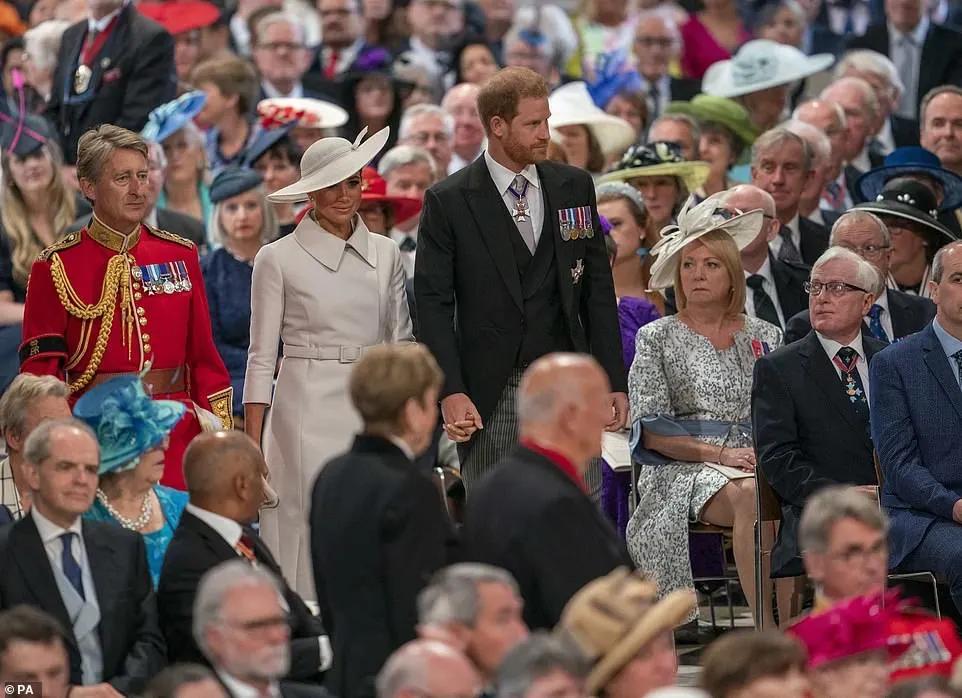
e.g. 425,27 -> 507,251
870,240 -> 962,613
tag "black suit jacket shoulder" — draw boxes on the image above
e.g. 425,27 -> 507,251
414,158 -> 625,422
0,515 -> 165,694
770,255 -> 810,322
46,5 -> 175,163
158,511 -> 325,681
310,435 -> 453,698
156,208 -> 206,248
751,332 -> 884,575
463,446 -> 630,630
798,217 -> 829,266
669,77 -> 700,101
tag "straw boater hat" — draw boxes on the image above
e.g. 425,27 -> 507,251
600,141 -> 711,192
701,39 -> 834,99
548,81 -> 636,158
647,192 -> 765,289
853,179 -> 958,244
556,568 -> 696,695
267,126 -> 390,203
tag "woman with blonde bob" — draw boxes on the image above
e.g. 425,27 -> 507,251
624,192 -> 783,629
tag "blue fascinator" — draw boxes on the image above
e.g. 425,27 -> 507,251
141,91 -> 207,144
585,51 -> 643,109
74,375 -> 186,475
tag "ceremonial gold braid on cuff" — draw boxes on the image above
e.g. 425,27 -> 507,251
48,252 -> 133,393
207,387 -> 234,430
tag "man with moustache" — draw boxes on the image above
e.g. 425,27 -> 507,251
18,125 -> 232,490
414,66 -> 627,487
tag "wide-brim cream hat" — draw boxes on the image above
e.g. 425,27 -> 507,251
549,81 -> 637,158
556,568 -> 696,695
648,191 -> 765,290
702,39 -> 835,99
268,126 -> 390,203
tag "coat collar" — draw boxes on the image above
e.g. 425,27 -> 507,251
293,212 -> 375,271
85,215 -> 141,252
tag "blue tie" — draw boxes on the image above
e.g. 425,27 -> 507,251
867,304 -> 889,343
60,532 -> 85,600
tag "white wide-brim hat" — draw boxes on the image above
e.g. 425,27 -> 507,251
267,127 -> 390,203
648,192 -> 765,290
702,39 -> 835,99
549,81 -> 637,157
257,97 -> 349,130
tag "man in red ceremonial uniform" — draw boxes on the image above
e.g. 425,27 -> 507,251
19,125 -> 231,489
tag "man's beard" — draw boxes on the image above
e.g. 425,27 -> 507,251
224,644 -> 290,682
502,131 -> 547,167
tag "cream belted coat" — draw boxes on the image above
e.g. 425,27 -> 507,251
245,213 -> 413,598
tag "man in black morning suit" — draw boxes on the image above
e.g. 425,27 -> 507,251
0,419 -> 165,695
46,0 -> 176,164
158,432 -> 329,682
784,211 -> 936,343
753,249 -> 884,578
414,67 -> 627,486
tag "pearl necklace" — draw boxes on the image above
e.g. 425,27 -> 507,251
95,488 -> 153,531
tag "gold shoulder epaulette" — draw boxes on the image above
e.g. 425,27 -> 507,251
146,225 -> 195,250
37,232 -> 81,261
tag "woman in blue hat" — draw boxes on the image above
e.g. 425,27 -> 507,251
202,166 -> 278,428
76,375 -> 188,587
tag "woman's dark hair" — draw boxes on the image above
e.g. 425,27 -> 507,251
452,35 -> 500,84
341,55 -> 403,158
701,120 -> 745,164
255,136 -> 303,169
584,126 -> 606,174
0,36 -> 23,73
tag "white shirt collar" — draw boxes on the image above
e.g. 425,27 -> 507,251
390,227 -> 417,244
889,15 -> 929,44
387,435 -> 415,461
261,81 -> 304,100
806,207 -> 826,227
186,503 -> 243,548
787,214 -> 800,237
876,288 -> 891,313
851,146 -> 871,174
31,506 -> 82,545
88,1 -> 125,33
217,671 -> 281,698
816,330 -> 867,364
483,149 -> 540,196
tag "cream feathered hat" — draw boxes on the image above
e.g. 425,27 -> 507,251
647,192 -> 765,290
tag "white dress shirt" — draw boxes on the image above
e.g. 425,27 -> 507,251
261,81 -> 305,100
320,38 -> 364,77
816,331 -> 871,403
806,207 -> 826,227
889,16 -> 929,119
448,145 -> 484,175
639,74 -> 672,120
850,146 -> 872,175
389,228 -> 416,280
769,215 -> 801,260
218,672 -> 281,698
483,150 -> 544,246
743,256 -> 786,328
827,0 -> 871,35
87,1 -> 126,32
31,507 -> 88,577
868,289 -> 895,342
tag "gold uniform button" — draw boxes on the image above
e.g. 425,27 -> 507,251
136,307 -> 145,316
144,344 -> 152,353
134,292 -> 142,301
142,333 -> 151,341
139,317 -> 147,326
133,282 -> 141,290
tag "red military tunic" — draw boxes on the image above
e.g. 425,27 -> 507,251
19,216 -> 232,489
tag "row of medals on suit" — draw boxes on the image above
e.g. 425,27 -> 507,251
130,265 -> 192,295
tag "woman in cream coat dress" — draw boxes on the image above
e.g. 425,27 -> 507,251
245,126 -> 413,598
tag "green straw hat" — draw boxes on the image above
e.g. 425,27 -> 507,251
665,95 -> 758,148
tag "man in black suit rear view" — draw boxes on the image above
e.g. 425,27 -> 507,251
0,418 -> 166,696
310,344 -> 454,698
193,561 -> 330,698
157,431 -> 329,682
784,211 -> 935,342
752,127 -> 830,267
463,354 -> 632,631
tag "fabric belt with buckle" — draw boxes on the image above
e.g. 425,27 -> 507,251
78,366 -> 187,394
282,345 -> 378,363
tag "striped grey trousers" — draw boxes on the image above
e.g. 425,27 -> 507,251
458,368 -> 602,499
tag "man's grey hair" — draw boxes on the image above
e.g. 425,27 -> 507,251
835,49 -> 904,101
822,76 -> 880,123
376,641 -> 470,698
782,119 -> 831,170
829,210 -> 891,247
496,633 -> 589,698
799,485 -> 888,554
23,20 -> 71,76
792,99 -> 848,130
931,240 -> 962,283
649,114 -> 701,149
812,246 -> 884,296
751,127 -> 812,172
377,144 -> 438,180
399,104 -> 455,141
253,11 -> 307,47
192,560 -> 285,658
22,418 -> 98,466
417,563 -> 520,627
0,374 -> 69,440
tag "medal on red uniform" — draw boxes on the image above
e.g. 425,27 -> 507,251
137,261 -> 191,295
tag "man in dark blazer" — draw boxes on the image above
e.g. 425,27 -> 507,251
310,344 -> 454,698
752,128 -> 831,267
463,354 -> 631,630
158,432 -> 329,682
753,248 -> 884,577
870,241 -> 962,614
46,1 -> 176,165
846,0 -> 962,120
784,211 -> 937,343
633,12 -> 699,120
0,418 -> 165,695
415,67 -> 627,486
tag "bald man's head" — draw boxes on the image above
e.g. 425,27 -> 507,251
377,640 -> 481,698
183,432 -> 265,521
725,184 -> 775,217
